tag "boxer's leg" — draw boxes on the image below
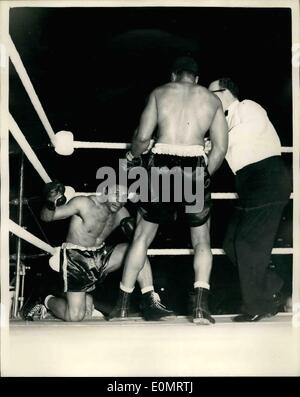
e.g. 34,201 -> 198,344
190,219 -> 215,324
105,243 -> 128,273
46,247 -> 98,321
106,240 -> 173,320
47,292 -> 86,322
109,218 -> 159,320
135,212 -> 155,290
190,218 -> 212,285
121,217 -> 159,290
105,242 -> 153,288
84,293 -> 94,319
137,255 -> 175,320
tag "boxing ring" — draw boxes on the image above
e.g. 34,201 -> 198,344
0,1 -> 300,376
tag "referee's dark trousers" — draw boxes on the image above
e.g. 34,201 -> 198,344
223,156 -> 292,315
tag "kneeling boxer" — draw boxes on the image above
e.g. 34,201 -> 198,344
22,182 -> 173,321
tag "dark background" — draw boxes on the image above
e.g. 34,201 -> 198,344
9,7 -> 293,316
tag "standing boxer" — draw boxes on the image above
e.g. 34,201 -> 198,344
208,78 -> 292,321
110,56 -> 228,324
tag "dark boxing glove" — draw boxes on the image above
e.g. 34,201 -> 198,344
44,181 -> 67,211
120,216 -> 136,241
120,151 -> 143,173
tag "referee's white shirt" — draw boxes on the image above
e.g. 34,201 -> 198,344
225,99 -> 282,174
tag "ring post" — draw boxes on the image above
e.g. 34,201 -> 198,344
12,153 -> 24,318
292,2 -> 300,327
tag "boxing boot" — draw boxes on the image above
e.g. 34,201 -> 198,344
192,287 -> 215,325
140,291 -> 175,321
232,312 -> 277,322
20,296 -> 48,321
108,290 -> 131,321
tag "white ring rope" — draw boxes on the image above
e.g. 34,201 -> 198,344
148,248 -> 293,255
73,141 -> 131,150
55,133 -> 293,154
9,220 -> 55,255
73,192 -> 294,199
9,114 -> 52,183
7,35 -> 56,145
8,219 -> 292,257
72,142 -> 293,153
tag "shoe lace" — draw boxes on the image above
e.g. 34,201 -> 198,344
151,293 -> 167,309
153,292 -> 161,302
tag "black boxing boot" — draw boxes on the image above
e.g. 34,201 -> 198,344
140,291 -> 175,321
108,290 -> 131,321
192,287 -> 215,325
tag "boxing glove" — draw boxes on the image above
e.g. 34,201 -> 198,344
120,151 -> 143,173
120,216 -> 136,241
44,181 -> 67,211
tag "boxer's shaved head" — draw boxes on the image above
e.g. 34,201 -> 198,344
171,56 -> 199,75
106,184 -> 128,212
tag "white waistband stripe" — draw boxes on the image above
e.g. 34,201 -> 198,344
61,242 -> 105,251
152,143 -> 206,157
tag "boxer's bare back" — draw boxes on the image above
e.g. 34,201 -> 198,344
155,82 -> 221,145
131,78 -> 227,176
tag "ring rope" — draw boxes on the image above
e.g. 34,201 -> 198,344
73,192 -> 294,199
9,114 -> 52,183
73,141 -> 131,150
148,248 -> 293,255
9,220 -> 55,255
8,219 -> 292,257
72,141 -> 293,153
7,35 -> 56,145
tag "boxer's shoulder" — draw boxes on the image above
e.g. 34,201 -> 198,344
153,83 -> 170,96
207,91 -> 223,110
68,195 -> 94,210
198,85 -> 220,103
